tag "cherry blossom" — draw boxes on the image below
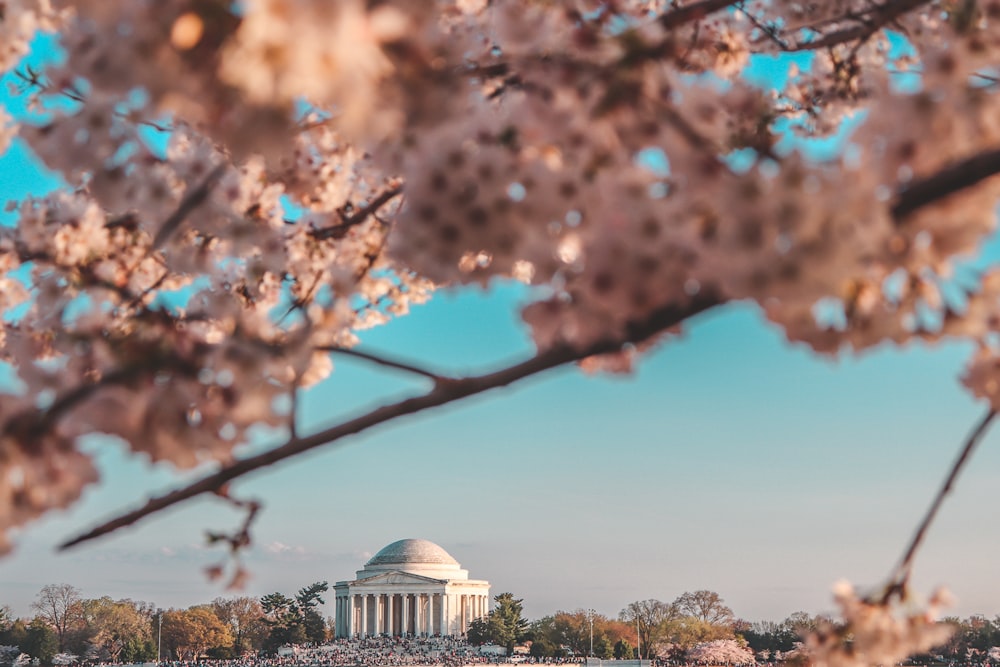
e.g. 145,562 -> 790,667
0,0 -> 997,632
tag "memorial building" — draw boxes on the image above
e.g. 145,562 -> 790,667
333,538 -> 491,638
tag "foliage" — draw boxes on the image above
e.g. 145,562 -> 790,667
82,597 -> 152,662
295,582 -> 329,645
259,582 -> 328,651
161,608 -> 232,661
530,610 -> 631,657
467,593 -> 528,654
22,620 -> 57,665
737,618 -> 802,655
209,596 -> 266,654
614,638 -> 634,660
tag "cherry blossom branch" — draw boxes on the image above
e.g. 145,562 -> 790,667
58,291 -> 720,550
892,147 -> 1000,221
310,184 -> 403,241
6,356 -> 185,439
782,0 -> 930,52
882,409 -> 997,600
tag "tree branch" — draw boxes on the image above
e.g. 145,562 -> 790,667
310,184 -> 403,241
59,291 -> 720,550
892,147 -> 1000,221
883,408 -> 996,600
782,0 -> 930,52
320,346 -> 449,383
660,0 -> 740,30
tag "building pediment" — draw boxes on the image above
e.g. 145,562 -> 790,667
352,570 -> 447,586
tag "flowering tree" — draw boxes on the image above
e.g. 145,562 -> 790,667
688,639 -> 755,665
1,0 -> 1000,661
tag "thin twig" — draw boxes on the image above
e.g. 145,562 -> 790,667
883,408 -> 997,599
59,291 -> 720,550
320,346 -> 449,383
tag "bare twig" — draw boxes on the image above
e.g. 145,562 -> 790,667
882,408 -> 997,600
59,291 -> 721,550
320,346 -> 449,383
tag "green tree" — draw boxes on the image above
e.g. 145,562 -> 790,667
614,638 -> 634,659
295,582 -> 329,644
23,619 -> 57,665
84,597 -> 152,662
467,593 -> 528,655
594,635 -> 614,659
260,593 -> 305,651
489,593 -> 528,654
530,636 -> 557,658
0,619 -> 28,651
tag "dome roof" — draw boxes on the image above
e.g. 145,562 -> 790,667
366,539 -> 459,567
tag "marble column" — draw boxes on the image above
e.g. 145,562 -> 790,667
338,597 -> 344,637
348,595 -> 355,637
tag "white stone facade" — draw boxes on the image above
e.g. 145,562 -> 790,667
334,539 -> 491,638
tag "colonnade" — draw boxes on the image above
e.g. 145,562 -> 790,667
335,592 -> 489,638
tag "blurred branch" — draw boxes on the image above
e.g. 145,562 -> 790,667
882,408 -> 996,601
59,290 -> 721,550
892,147 -> 1000,221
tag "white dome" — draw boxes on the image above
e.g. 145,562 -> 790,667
357,539 -> 469,581
366,539 -> 459,567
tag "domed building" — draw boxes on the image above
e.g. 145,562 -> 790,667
333,539 -> 491,638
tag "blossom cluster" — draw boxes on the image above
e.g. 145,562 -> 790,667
0,2 -> 997,619
687,638 -> 755,665
799,582 -> 953,667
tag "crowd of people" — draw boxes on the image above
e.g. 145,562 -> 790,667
148,637 -> 585,667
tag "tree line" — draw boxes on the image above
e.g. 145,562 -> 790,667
3,585 -> 994,665
0,582 -> 332,665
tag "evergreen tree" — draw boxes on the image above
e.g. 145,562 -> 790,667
594,636 -> 615,659
614,638 -> 634,660
295,582 -> 329,645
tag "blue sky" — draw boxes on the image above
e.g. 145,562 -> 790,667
3,277 -> 1000,623
3,34 -> 1000,627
